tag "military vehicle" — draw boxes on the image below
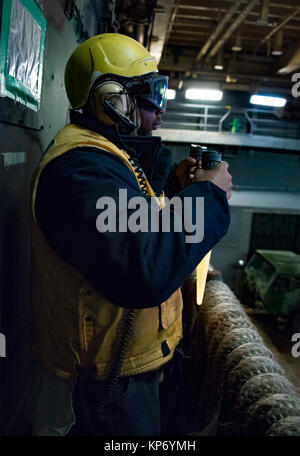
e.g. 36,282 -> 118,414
239,250 -> 300,333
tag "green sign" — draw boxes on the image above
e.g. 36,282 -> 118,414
0,0 -> 47,111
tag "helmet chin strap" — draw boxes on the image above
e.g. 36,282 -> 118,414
127,101 -> 142,136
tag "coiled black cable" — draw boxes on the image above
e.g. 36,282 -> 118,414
115,125 -> 150,196
128,155 -> 148,195
96,309 -> 137,416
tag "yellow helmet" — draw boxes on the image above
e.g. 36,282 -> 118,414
65,33 -> 159,109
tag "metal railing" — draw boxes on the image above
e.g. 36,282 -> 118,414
244,108 -> 300,139
162,103 -> 231,132
162,102 -> 300,139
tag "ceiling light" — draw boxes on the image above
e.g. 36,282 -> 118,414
272,50 -> 283,56
185,89 -> 223,101
231,45 -> 242,52
272,29 -> 284,56
250,94 -> 287,107
214,49 -> 224,71
166,89 -> 176,100
232,28 -> 242,52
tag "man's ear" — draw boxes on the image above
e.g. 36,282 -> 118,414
90,81 -> 126,125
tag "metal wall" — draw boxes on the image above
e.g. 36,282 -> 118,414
0,2 -> 86,434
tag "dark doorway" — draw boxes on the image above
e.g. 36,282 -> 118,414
249,213 -> 300,258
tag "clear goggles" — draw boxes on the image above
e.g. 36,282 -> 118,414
126,74 -> 169,112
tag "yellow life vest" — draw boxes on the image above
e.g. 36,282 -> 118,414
30,123 -> 183,380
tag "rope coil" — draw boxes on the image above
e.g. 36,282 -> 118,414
193,280 -> 300,435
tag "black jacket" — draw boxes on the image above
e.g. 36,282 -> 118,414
35,111 -> 230,309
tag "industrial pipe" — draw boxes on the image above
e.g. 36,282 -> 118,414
207,0 -> 260,59
195,0 -> 243,62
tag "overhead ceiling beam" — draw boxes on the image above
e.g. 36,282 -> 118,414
257,0 -> 270,25
195,0 -> 243,62
177,10 -> 300,26
207,0 -> 260,58
173,19 -> 300,34
178,0 -> 298,12
276,7 -> 300,74
257,5 -> 300,47
149,0 -> 177,65
178,0 -> 232,8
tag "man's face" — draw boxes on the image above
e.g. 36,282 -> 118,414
137,106 -> 165,136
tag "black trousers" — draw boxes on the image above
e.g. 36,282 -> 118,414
68,370 -> 161,436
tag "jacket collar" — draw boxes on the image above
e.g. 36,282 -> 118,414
69,110 -> 171,194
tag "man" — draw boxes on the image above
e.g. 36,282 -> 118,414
27,33 -> 232,436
